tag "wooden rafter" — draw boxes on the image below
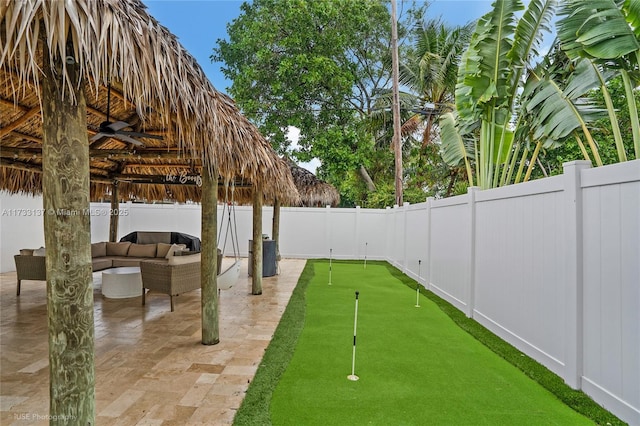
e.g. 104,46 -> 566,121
0,146 -> 199,160
0,106 -> 40,138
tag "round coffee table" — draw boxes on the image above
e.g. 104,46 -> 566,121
101,267 -> 142,299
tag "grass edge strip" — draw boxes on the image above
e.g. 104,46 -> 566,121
232,259 -> 315,425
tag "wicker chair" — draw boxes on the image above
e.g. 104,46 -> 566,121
140,260 -> 201,312
14,255 -> 46,295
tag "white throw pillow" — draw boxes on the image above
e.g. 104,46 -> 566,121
33,247 -> 46,257
164,243 -> 181,259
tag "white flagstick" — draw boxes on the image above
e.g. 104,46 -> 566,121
348,291 -> 360,381
363,242 -> 368,269
415,260 -> 421,307
328,248 -> 333,285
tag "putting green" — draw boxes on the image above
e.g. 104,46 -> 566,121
269,261 -> 591,425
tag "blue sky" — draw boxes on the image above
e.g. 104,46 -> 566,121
144,0 -> 494,94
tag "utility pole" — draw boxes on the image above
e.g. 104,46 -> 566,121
391,0 -> 403,206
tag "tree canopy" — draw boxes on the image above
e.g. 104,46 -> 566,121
214,0 -> 472,206
214,0 -> 391,150
215,0 -> 638,205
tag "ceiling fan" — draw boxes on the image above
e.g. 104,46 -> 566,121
90,83 -> 163,147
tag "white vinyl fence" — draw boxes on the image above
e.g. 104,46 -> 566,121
1,160 -> 638,424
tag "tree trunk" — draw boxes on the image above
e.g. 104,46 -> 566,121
421,115 -> 434,149
272,197 -> 281,261
445,169 -> 458,198
391,0 -> 403,206
108,182 -> 118,242
42,49 -> 95,423
251,183 -> 263,295
201,167 -> 219,344
358,165 -> 376,192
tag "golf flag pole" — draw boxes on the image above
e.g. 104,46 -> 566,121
328,248 -> 333,285
364,242 -> 368,269
415,260 -> 421,307
348,291 -> 360,381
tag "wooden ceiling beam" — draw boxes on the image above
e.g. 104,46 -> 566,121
0,158 -> 41,173
0,106 -> 40,138
1,146 -> 189,160
7,131 -> 42,144
0,97 -> 31,111
122,164 -> 195,169
1,158 -> 110,177
1,158 -> 251,188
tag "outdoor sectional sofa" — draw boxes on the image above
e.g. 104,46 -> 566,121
14,240 -> 190,294
90,241 -> 186,271
15,236 -> 221,313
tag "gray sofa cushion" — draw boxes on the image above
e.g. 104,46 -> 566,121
91,242 -> 107,258
128,243 -> 157,258
106,242 -> 131,256
156,242 -> 173,258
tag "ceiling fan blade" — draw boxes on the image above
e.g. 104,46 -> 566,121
116,130 -> 164,140
106,121 -> 131,131
112,133 -> 146,147
90,132 -> 107,142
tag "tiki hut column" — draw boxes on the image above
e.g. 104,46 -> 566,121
201,167 -> 219,344
272,197 -> 281,261
252,183 -> 263,295
41,49 -> 95,421
108,181 -> 119,242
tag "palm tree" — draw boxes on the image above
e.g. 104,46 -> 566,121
399,19 -> 474,148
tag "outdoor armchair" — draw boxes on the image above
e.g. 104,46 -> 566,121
14,254 -> 46,295
140,254 -> 201,312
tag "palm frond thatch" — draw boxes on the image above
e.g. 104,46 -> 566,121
286,158 -> 340,207
0,0 -> 299,204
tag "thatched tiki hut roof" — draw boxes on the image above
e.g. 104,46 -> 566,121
231,158 -> 340,207
0,0 -> 299,203
286,158 -> 340,207
1,0 -> 297,421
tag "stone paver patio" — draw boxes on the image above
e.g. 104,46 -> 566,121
0,258 -> 305,425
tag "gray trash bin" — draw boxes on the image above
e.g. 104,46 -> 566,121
248,239 -> 277,277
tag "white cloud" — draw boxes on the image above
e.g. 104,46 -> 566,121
286,126 -> 321,174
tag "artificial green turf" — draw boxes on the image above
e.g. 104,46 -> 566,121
234,260 -> 625,426
268,261 -> 593,425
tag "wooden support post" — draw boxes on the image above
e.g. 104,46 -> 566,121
201,167 -> 219,344
109,181 -> 119,242
391,0 -> 403,206
272,197 -> 281,261
41,49 -> 95,422
252,183 -> 263,295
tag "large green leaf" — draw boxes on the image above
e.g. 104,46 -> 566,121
558,0 -> 640,60
440,112 -> 468,166
493,124 -> 514,164
626,0 -> 640,38
507,0 -> 557,102
439,112 -> 475,186
521,59 -> 605,159
456,0 -> 523,118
